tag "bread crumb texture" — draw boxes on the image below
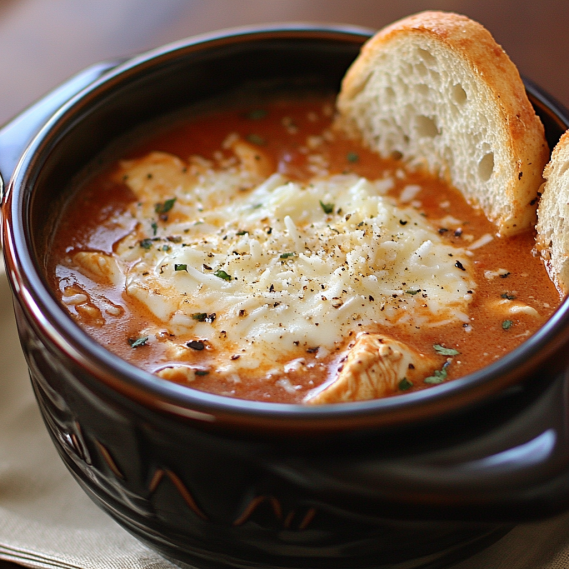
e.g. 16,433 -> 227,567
336,11 -> 549,236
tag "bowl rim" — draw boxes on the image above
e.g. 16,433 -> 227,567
4,23 -> 569,432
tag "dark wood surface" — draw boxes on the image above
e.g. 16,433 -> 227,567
0,1 -> 568,567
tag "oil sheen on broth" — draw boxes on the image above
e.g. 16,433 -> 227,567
49,97 -> 561,404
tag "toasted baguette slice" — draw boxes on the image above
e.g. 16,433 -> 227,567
336,11 -> 549,236
536,131 -> 569,294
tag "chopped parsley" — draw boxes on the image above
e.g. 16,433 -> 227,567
246,109 -> 267,121
155,198 -> 176,214
501,292 -> 516,300
502,319 -> 513,330
151,222 -> 158,236
236,230 -> 248,236
140,239 -> 153,250
398,377 -> 413,391
128,336 -> 148,348
500,272 -> 511,279
174,264 -> 188,272
280,252 -> 295,259
433,344 -> 460,356
246,133 -> 265,146
424,367 -> 448,385
424,361 -> 450,385
195,370 -> 209,376
346,151 -> 359,163
214,269 -> 232,281
406,289 -> 421,295
192,312 -> 216,323
320,200 -> 335,214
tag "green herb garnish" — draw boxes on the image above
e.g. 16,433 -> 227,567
280,252 -> 295,259
192,313 -> 207,322
424,367 -> 448,384
502,320 -> 513,330
424,362 -> 450,385
140,239 -> 153,250
155,198 -> 176,214
433,344 -> 460,356
236,230 -> 248,236
195,370 -> 209,376
128,336 -> 148,348
151,222 -> 158,236
246,134 -> 265,146
174,264 -> 188,272
406,289 -> 421,295
320,200 -> 335,214
246,109 -> 267,121
399,377 -> 413,391
347,151 -> 359,163
501,293 -> 516,300
214,269 -> 232,281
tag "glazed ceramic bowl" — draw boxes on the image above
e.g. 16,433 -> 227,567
2,24 -> 569,569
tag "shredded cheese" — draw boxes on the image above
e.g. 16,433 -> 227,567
101,152 -> 477,370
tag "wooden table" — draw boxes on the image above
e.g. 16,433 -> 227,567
0,1 -> 567,567
1,0 -> 569,126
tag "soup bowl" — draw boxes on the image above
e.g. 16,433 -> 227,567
2,24 -> 569,569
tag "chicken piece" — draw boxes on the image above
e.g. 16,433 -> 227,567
157,366 -> 199,383
305,333 -> 438,404
485,298 -> 539,318
73,252 -> 122,285
117,151 -> 196,201
231,139 -> 274,179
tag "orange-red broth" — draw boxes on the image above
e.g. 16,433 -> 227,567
49,98 -> 561,404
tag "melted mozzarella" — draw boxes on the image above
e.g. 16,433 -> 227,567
111,152 -> 475,368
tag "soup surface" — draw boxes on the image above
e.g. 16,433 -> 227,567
48,96 -> 562,404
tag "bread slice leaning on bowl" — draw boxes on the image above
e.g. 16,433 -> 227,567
336,10 -> 549,236
536,131 -> 569,294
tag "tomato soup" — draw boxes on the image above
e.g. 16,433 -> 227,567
47,97 -> 561,404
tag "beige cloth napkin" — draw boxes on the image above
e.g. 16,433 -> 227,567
0,265 -> 568,569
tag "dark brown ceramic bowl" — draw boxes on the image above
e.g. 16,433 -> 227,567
2,24 -> 569,569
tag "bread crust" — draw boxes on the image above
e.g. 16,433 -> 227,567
337,11 -> 549,236
536,131 -> 569,294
